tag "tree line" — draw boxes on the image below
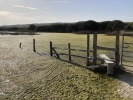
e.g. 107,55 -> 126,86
0,20 -> 133,33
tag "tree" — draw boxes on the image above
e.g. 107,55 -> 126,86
28,24 -> 36,31
107,20 -> 124,31
83,20 -> 99,31
124,22 -> 133,31
8,27 -> 19,31
98,21 -> 111,31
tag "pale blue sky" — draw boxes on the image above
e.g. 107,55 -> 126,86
0,0 -> 133,25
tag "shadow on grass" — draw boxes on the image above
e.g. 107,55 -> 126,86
35,52 -> 133,87
58,56 -> 133,87
113,67 -> 133,87
35,52 -> 107,74
36,52 -> 47,56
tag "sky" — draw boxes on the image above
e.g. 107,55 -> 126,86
0,0 -> 133,26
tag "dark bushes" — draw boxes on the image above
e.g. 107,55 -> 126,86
1,20 -> 133,33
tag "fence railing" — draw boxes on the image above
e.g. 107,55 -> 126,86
30,32 -> 120,66
19,31 -> 123,74
50,41 -> 94,65
121,33 -> 133,67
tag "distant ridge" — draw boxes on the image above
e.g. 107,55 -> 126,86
0,20 -> 133,32
0,22 -> 69,28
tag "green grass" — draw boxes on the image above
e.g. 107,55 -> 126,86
0,33 -> 132,100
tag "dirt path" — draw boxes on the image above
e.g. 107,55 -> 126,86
117,66 -> 133,99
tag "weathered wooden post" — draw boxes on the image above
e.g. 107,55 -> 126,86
33,39 -> 36,52
93,32 -> 97,65
50,41 -> 53,56
86,35 -> 90,66
68,43 -> 71,61
121,35 -> 124,67
19,43 -> 21,48
115,30 -> 120,69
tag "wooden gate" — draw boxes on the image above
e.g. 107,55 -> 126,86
121,33 -> 133,67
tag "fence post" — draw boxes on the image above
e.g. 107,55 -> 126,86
93,32 -> 97,65
19,43 -> 21,48
86,35 -> 90,66
50,41 -> 53,56
121,35 -> 124,67
115,30 -> 120,69
68,43 -> 71,61
33,39 -> 36,52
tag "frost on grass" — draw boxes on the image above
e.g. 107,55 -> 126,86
0,33 -> 130,100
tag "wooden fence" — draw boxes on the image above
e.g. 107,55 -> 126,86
93,31 -> 120,69
30,31 -> 121,74
50,41 -> 94,65
121,33 -> 133,67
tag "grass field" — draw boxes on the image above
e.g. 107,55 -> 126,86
0,33 -> 132,100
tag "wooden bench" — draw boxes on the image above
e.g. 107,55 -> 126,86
99,54 -> 114,74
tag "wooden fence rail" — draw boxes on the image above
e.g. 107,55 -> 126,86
56,53 -> 93,59
32,32 -> 121,74
121,33 -> 133,67
50,41 -> 93,64
53,47 -> 93,52
96,46 -> 117,52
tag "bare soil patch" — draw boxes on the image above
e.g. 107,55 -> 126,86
116,66 -> 133,99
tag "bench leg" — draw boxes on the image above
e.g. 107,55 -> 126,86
107,63 -> 114,75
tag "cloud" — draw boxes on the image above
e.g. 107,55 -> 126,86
0,11 -> 10,15
50,0 -> 70,3
0,10 -> 58,25
60,1 -> 70,3
14,5 -> 38,10
0,11 -> 35,21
